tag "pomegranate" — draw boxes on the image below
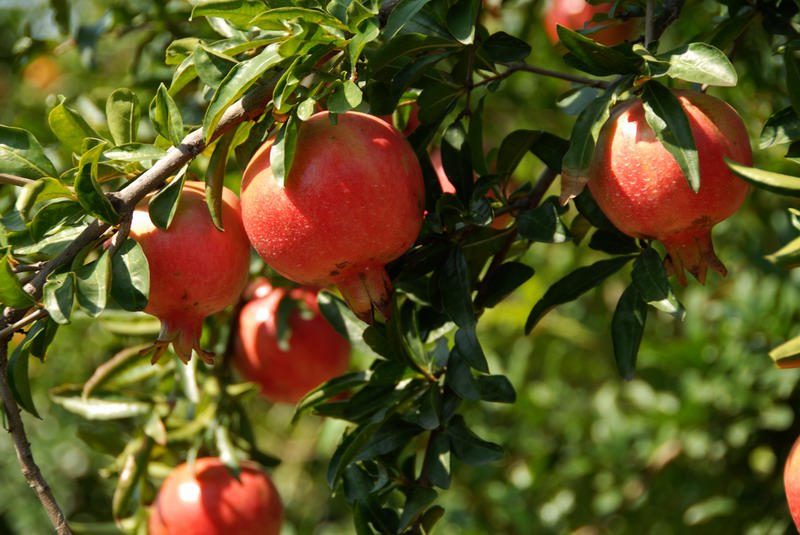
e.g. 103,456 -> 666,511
785,435 -> 800,530
233,284 -> 350,404
543,0 -> 634,46
130,181 -> 251,364
378,102 -> 421,137
240,111 -> 425,324
149,457 -> 283,535
587,89 -> 752,285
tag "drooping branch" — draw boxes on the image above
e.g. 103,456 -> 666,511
0,72 -> 281,534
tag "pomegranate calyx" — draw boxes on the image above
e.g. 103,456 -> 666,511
142,316 -> 215,365
661,230 -> 727,286
335,265 -> 394,324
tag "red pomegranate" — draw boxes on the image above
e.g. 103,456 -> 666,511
130,181 -> 251,364
785,435 -> 800,530
543,0 -> 634,46
587,89 -> 752,285
149,457 -> 283,535
240,111 -> 425,324
233,284 -> 350,404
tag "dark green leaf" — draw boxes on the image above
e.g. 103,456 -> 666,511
726,159 -> 800,197
110,238 -> 149,312
517,199 -> 571,243
205,133 -> 234,230
424,430 -> 451,489
348,18 -> 381,71
327,423 -> 382,488
496,130 -> 540,177
660,43 -> 737,87
421,506 -> 446,533
439,246 -> 474,328
417,83 -> 462,124
588,228 -> 640,255
43,272 -> 76,324
191,0 -> 267,26
556,26 -> 641,75
16,177 -> 74,221
398,487 -> 438,531
368,34 -> 457,78
631,248 -> 685,320
7,323 -> 45,417
447,415 -> 504,465
529,131 -> 569,173
482,31 -> 531,63
525,255 -> 635,334
150,83 -> 184,147
481,261 -> 534,308
418,386 -> 442,430
384,0 -> 430,40
250,7 -> 349,31
194,43 -> 238,89
106,88 -> 140,145
0,126 -> 58,179
454,326 -> 488,372
355,420 -> 423,461
477,375 -> 516,403
148,168 -> 187,230
0,251 -> 35,308
611,283 -> 647,381
294,371 -> 371,422
362,325 -> 397,360
112,437 -> 153,519
74,143 -> 119,225
328,80 -> 364,114
446,347 -> 480,401
641,82 -> 700,192
446,0 -> 478,44
48,96 -> 102,154
760,106 -> 800,149
75,250 -> 111,318
270,115 -> 299,188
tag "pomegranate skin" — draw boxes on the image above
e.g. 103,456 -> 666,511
148,457 -> 283,535
240,111 -> 425,324
544,0 -> 633,46
234,285 -> 350,404
587,90 -> 752,285
785,435 -> 800,530
130,182 -> 251,364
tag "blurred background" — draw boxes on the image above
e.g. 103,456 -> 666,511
1,0 -> 799,534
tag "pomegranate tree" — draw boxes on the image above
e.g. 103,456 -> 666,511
130,181 -> 251,364
587,90 -> 752,285
233,283 -> 350,404
148,457 -> 283,535
240,111 -> 425,324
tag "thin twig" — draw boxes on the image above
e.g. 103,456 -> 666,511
0,341 -> 72,534
0,308 -> 49,340
11,262 -> 47,273
645,0 -> 655,47
476,62 -> 611,90
0,173 -> 36,187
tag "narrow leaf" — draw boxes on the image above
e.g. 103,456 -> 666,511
205,134 -> 234,230
482,31 -> 531,63
148,168 -> 187,230
106,88 -> 141,145
447,415 -> 504,465
74,142 -> 119,225
517,199 -> 572,243
0,125 -> 58,179
48,96 -> 102,154
611,284 -> 647,381
398,487 -> 438,531
771,335 -> 800,368
760,106 -> 800,149
726,158 -> 800,197
556,25 -> 641,75
110,238 -> 150,312
439,246 -> 474,329
43,272 -> 76,324
0,251 -> 35,308
194,43 -> 238,89
150,83 -> 184,147
481,261 -> 535,308
631,248 -> 685,320
446,0 -> 478,44
75,250 -> 111,318
269,116 -> 299,188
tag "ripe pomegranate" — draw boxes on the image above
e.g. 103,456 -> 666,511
587,89 -> 752,285
543,0 -> 634,46
149,457 -> 283,535
130,181 -> 251,364
240,111 -> 425,324
233,284 -> 350,404
785,435 -> 800,530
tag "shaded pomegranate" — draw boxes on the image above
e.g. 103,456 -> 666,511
379,102 -> 420,136
587,90 -> 752,285
233,284 -> 350,404
149,457 -> 283,535
544,0 -> 634,46
240,111 -> 425,324
785,435 -> 800,530
130,181 -> 251,364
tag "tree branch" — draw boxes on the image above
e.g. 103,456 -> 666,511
0,72 -> 281,534
0,173 -> 36,187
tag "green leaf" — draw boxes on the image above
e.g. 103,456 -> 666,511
191,0 -> 267,26
398,487 -> 439,531
767,235 -> 800,269
270,115 -> 299,188
588,228 -> 640,255
203,44 -> 282,140
50,389 -> 152,419
446,0 -> 478,44
16,177 -> 74,220
148,168 -> 187,230
0,251 -> 35,308
328,80 -> 364,114
641,82 -> 701,192
103,143 -> 168,163
525,255 -> 635,334
43,272 -> 76,324
74,142 -> 119,225
788,50 -> 800,118
416,83 -> 462,124
0,125 -> 58,179
496,130 -> 541,177
611,283 -> 647,381
660,43 -> 737,87
454,326 -> 488,373
327,422 -> 382,488
48,96 -> 102,154
348,18 -> 381,71
760,106 -> 800,149
294,371 -> 371,422
355,420 -> 423,461
75,249 -> 111,318
726,159 -> 800,197
204,134 -> 234,231
556,26 -> 641,75
477,375 -> 516,403
771,335 -> 800,369
250,7 -> 349,31
424,431 -> 451,489
631,248 -> 685,320
150,83 -> 184,147
447,415 -> 504,465
439,246 -> 474,329
106,88 -> 141,145
368,34 -> 458,78
29,199 -> 83,242
517,199 -> 572,243
481,261 -> 535,308
384,0 -> 430,40
194,43 -> 238,89
110,238 -> 149,312
111,436 -> 153,519
7,322 -> 46,417
82,345 -> 159,399
482,31 -> 531,63
446,347 -> 480,401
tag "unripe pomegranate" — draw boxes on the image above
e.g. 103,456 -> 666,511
543,0 -> 634,46
587,90 -> 752,285
240,111 -> 425,324
233,284 -> 350,404
785,435 -> 800,530
149,457 -> 283,535
130,182 -> 251,364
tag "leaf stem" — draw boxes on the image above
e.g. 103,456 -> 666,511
476,62 -> 611,90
